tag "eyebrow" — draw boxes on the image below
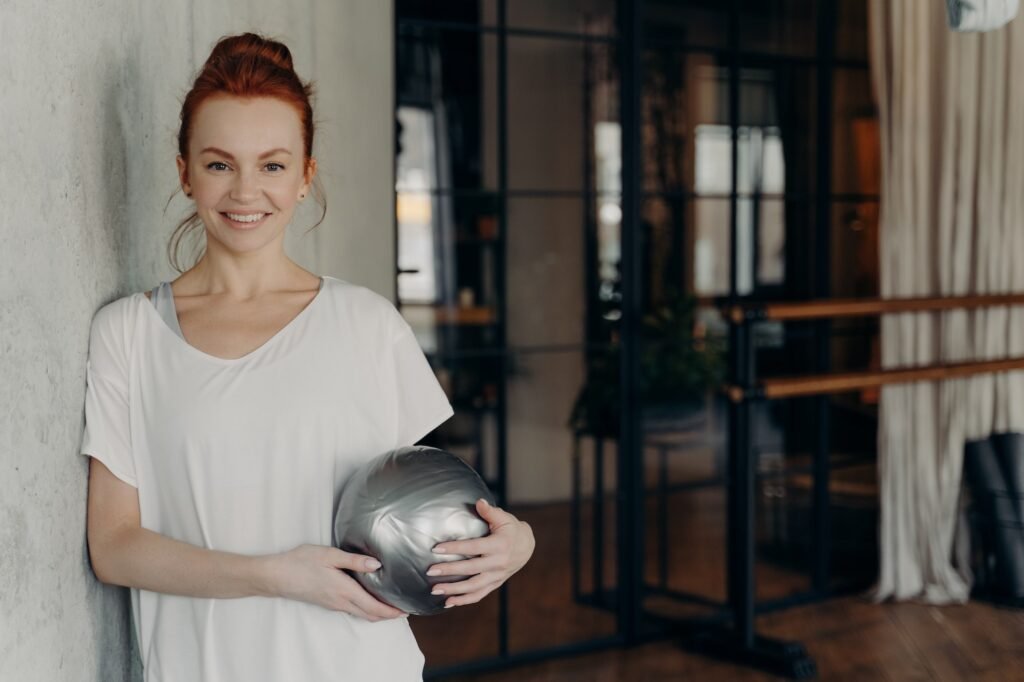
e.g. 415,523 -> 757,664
198,147 -> 293,160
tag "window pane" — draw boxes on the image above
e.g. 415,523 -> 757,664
644,0 -> 730,49
735,126 -> 787,196
508,346 -> 620,650
640,196 -> 795,299
397,26 -> 499,191
773,199 -> 815,297
691,124 -> 788,197
594,123 -> 623,338
507,198 -> 590,347
396,187 -> 439,305
639,323 -> 728,615
396,0 -> 495,26
755,399 -> 813,603
508,0 -> 617,36
739,63 -> 817,195
641,197 -> 732,298
738,197 -> 787,287
739,0 -> 817,57
643,51 -> 729,194
508,37 -> 618,192
399,192 -> 502,354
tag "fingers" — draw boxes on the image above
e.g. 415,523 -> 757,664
344,600 -> 405,622
426,556 -> 494,577
432,535 -> 502,557
445,587 -> 496,608
331,548 -> 382,573
433,507 -> 525,556
342,602 -> 376,622
333,571 -> 406,621
475,499 -> 517,526
349,589 -> 406,621
430,572 -> 500,598
436,579 -> 502,608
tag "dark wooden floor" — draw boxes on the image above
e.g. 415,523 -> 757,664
441,598 -> 1024,681
412,462 -> 1024,680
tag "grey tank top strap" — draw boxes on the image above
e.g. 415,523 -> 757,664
150,281 -> 185,340
148,277 -> 325,341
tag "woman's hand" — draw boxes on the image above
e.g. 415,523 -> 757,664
425,499 -> 536,609
267,544 -> 408,622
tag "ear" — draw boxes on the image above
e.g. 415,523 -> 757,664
176,155 -> 190,195
300,157 -> 318,199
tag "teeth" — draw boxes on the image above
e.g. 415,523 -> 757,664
225,212 -> 266,223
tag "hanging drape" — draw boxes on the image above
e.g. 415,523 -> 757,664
869,0 -> 1024,603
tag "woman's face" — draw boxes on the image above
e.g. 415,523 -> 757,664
177,95 -> 316,252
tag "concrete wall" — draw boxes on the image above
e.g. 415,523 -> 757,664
0,1 -> 393,679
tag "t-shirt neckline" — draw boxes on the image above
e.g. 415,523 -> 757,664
139,275 -> 330,365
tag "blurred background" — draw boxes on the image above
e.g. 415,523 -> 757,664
6,1 -> 1024,680
390,1 -> 890,679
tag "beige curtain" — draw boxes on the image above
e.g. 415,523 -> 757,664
869,1 -> 1024,603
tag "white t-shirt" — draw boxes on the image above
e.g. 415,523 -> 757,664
79,275 -> 454,681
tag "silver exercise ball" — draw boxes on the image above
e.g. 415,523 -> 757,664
333,446 -> 496,616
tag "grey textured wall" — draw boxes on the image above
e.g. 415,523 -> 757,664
0,2 -> 393,679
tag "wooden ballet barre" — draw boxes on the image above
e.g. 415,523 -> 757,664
723,293 -> 1024,324
726,356 -> 1024,401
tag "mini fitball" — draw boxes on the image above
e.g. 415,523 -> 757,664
333,446 -> 496,615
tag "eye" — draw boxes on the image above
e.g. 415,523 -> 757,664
265,162 -> 285,172
206,161 -> 230,171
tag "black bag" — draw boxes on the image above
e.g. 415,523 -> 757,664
963,432 -> 1024,606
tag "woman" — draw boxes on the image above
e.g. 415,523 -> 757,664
80,32 -> 535,681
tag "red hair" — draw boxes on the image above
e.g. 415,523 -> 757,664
167,32 -> 326,272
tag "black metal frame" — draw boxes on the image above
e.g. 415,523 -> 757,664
573,1 -> 869,677
394,1 -> 875,679
395,3 -> 634,678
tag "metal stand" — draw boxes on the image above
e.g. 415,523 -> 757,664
677,625 -> 817,679
569,317 -> 818,680
571,423 -> 710,609
569,396 -> 818,679
685,319 -> 816,678
571,430 -> 616,609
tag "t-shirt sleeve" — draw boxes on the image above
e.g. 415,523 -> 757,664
385,307 -> 455,448
79,300 -> 137,487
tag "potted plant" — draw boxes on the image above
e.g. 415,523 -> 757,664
568,288 -> 725,439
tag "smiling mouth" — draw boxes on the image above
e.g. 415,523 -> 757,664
221,212 -> 270,228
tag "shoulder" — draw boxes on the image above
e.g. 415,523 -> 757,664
321,276 -> 411,346
90,292 -> 143,331
86,292 -> 144,374
322,276 -> 402,321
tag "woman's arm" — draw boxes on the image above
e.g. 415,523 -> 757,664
85,458 -> 405,620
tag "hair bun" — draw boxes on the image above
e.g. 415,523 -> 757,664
205,32 -> 294,72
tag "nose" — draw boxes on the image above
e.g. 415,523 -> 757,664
230,168 -> 261,202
